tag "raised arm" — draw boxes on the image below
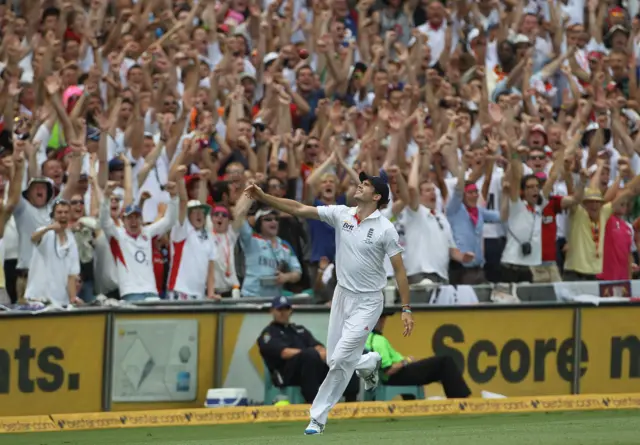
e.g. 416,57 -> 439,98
147,182 -> 179,238
244,183 -> 320,220
99,182 -> 120,239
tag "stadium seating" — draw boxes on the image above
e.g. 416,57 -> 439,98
263,362 -> 305,405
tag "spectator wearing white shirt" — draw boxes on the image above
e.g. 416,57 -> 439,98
7,146 -> 63,300
393,145 -> 474,284
25,200 -> 80,306
417,0 -> 458,67
500,172 -> 549,283
99,180 -> 178,301
168,193 -> 219,300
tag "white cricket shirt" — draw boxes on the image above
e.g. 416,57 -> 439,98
318,206 -> 403,293
99,196 -> 178,297
404,206 -> 457,280
168,220 -> 217,298
25,229 -> 80,305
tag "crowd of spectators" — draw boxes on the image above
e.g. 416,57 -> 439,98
0,0 -> 639,306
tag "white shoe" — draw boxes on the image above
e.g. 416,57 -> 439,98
304,418 -> 324,435
357,352 -> 381,391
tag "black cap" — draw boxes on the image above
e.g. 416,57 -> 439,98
354,61 -> 367,73
109,158 -> 125,172
359,171 -> 390,207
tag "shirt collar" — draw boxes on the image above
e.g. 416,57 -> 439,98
428,20 -> 445,31
349,207 -> 381,220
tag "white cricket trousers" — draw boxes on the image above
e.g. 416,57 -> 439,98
309,285 -> 384,425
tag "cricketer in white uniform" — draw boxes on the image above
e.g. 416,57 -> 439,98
244,170 -> 414,436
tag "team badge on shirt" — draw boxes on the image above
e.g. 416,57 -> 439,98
364,228 -> 374,244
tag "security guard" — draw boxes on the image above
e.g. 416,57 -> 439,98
366,310 -> 471,399
257,296 -> 359,404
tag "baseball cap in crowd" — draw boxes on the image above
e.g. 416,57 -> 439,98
272,295 -> 292,309
359,171 -> 390,206
606,24 -> 629,39
253,117 -> 266,131
530,124 -> 548,142
86,125 -> 100,141
255,208 -> 278,220
349,61 -> 368,80
211,205 -> 230,216
109,158 -> 125,172
62,85 -> 83,110
240,72 -> 257,84
582,122 -> 612,146
534,171 -> 548,182
109,157 -> 136,172
187,199 -> 210,214
123,204 -> 143,217
588,51 -> 604,62
184,174 -> 201,189
263,52 -> 279,66
511,34 -> 531,46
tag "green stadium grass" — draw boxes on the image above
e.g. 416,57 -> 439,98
4,410 -> 639,445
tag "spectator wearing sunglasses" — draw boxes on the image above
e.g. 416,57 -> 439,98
239,208 -> 302,298
396,154 -> 474,284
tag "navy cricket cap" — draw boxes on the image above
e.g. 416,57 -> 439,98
109,157 -> 136,172
123,204 -> 143,217
109,158 -> 125,172
359,170 -> 390,206
271,296 -> 292,309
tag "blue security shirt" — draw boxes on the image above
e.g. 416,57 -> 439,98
446,187 -> 501,268
308,195 -> 347,263
239,222 -> 302,297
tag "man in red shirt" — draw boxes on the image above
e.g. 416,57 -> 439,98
531,171 -> 585,283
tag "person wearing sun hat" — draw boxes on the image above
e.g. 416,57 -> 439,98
7,148 -> 57,300
564,179 -> 640,281
167,197 -> 220,300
